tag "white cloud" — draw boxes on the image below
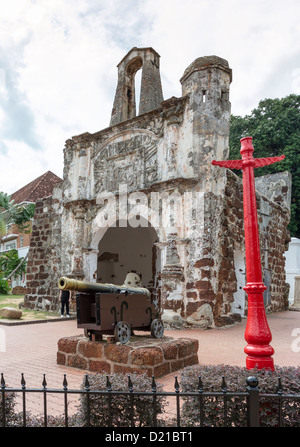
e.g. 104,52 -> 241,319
0,0 -> 300,194
0,139 -> 50,194
140,0 -> 300,115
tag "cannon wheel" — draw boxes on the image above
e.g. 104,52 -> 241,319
114,321 -> 131,344
151,319 -> 164,339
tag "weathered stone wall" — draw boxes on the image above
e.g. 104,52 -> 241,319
176,169 -> 291,328
220,170 -> 291,316
22,187 -> 63,312
256,188 -> 291,311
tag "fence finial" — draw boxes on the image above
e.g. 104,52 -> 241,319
152,376 -> 157,392
1,373 -> 5,388
198,376 -> 203,393
174,376 -> 180,393
246,376 -> 259,389
128,375 -> 133,392
221,376 -> 227,393
63,374 -> 68,390
21,373 -> 26,389
84,374 -> 90,391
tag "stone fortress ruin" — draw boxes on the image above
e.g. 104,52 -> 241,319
23,47 -> 291,329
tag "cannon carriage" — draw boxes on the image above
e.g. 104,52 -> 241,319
58,277 -> 164,344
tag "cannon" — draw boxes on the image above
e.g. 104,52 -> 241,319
58,277 -> 164,344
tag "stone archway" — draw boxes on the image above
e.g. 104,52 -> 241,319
96,218 -> 159,289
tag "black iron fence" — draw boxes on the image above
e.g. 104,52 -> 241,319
1,372 -> 300,428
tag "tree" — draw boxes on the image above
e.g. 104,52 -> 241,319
0,192 -> 35,293
0,249 -> 27,279
229,94 -> 300,237
0,192 -> 36,239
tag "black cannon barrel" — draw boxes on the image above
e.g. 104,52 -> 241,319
58,277 -> 150,297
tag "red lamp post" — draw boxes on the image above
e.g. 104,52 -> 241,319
212,136 -> 285,370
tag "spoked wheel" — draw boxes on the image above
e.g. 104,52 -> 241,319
151,319 -> 164,339
114,321 -> 131,344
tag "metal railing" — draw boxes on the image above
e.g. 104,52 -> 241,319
1,372 -> 299,428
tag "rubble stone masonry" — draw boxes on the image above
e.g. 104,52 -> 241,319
57,335 -> 199,377
23,188 -> 63,312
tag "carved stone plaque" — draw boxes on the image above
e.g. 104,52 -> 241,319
94,129 -> 159,194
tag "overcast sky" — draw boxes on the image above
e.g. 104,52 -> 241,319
0,0 -> 299,194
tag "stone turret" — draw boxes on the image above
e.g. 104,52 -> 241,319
180,55 -> 233,194
110,47 -> 164,126
180,55 -> 232,156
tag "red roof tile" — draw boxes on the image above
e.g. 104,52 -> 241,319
10,171 -> 62,204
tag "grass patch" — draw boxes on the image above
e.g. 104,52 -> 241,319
0,294 -> 60,321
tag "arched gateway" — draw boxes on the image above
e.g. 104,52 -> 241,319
23,48 -> 291,329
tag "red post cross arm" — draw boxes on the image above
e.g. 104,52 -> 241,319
212,136 -> 285,370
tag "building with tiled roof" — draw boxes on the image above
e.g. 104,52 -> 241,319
1,171 -> 62,291
10,171 -> 62,204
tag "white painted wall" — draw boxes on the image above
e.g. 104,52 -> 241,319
232,248 -> 246,316
285,237 -> 300,305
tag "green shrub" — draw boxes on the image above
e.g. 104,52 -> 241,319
0,276 -> 10,294
12,412 -> 80,427
0,390 -> 17,426
78,372 -> 166,427
180,364 -> 300,427
0,249 -> 27,278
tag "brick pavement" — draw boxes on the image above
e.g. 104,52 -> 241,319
0,310 -> 299,418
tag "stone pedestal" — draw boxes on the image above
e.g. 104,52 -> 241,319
57,335 -> 199,378
290,275 -> 300,311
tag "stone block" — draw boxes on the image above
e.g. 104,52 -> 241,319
56,352 -> 66,365
104,344 -> 131,363
170,359 -> 184,372
131,347 -> 164,366
114,364 -> 152,377
184,354 -> 199,367
57,336 -> 81,354
154,362 -> 171,377
161,342 -> 178,360
68,354 -> 88,370
177,339 -> 195,357
89,360 -> 111,374
78,339 -> 103,358
0,307 -> 22,319
12,286 -> 27,295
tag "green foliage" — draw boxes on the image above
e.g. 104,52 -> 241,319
79,373 -> 166,427
0,275 -> 10,294
11,203 -> 36,233
0,192 -> 12,210
0,249 -> 27,278
0,191 -> 35,237
180,364 -> 300,427
229,94 -> 300,237
0,390 -> 16,426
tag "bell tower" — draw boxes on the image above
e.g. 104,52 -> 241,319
110,47 -> 164,126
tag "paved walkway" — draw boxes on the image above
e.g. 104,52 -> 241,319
0,310 -> 299,417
